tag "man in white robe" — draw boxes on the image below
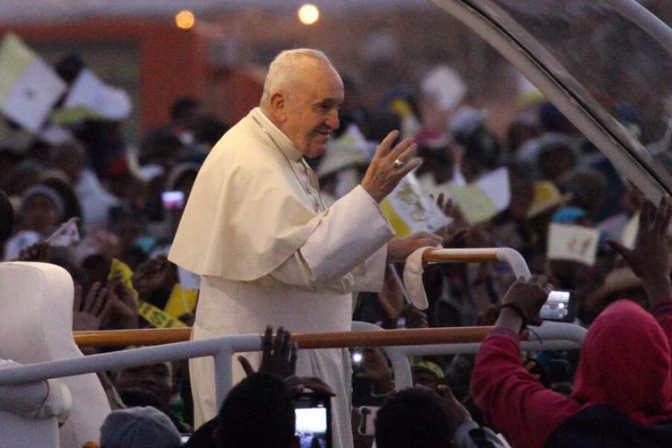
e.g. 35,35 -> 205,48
169,48 -> 442,448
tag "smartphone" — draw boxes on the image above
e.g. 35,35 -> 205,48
294,392 -> 332,448
356,405 -> 380,437
162,190 -> 185,210
540,290 -> 576,322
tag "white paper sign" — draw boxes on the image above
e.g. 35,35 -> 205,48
446,168 -> 511,224
1,60 -> 66,132
60,69 -> 132,121
547,223 -> 600,266
476,168 -> 511,211
46,218 -> 81,247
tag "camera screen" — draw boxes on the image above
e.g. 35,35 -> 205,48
294,394 -> 330,448
296,408 -> 328,448
540,290 -> 571,321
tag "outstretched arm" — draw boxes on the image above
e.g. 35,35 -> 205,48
608,197 -> 672,309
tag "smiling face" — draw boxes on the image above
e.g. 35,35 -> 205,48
269,57 -> 344,158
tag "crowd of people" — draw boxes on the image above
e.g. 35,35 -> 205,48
1,42 -> 671,448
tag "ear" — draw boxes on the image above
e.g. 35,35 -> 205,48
270,92 -> 288,122
290,435 -> 301,448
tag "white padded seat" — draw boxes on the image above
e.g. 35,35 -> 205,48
0,359 -> 72,448
0,262 -> 111,447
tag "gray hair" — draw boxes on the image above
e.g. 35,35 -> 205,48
260,48 -> 333,106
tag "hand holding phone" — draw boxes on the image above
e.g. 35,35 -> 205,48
501,275 -> 554,326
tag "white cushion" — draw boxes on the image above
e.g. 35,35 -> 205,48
0,262 -> 111,447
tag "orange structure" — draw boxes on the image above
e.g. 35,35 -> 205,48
0,18 -> 263,134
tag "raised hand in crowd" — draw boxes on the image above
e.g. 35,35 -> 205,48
360,130 -> 421,203
104,274 -> 139,330
436,192 -> 493,250
607,196 -> 672,307
376,267 -> 428,329
435,193 -> 468,245
17,241 -> 51,262
355,347 -> 395,397
72,282 -> 111,332
237,326 -> 335,397
131,255 -> 175,300
498,275 -> 553,330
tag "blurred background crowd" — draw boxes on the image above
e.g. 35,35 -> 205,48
0,2 -> 669,446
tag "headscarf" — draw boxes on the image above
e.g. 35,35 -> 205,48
20,185 -> 66,222
572,300 -> 672,424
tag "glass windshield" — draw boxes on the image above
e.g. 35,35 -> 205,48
465,0 -> 672,193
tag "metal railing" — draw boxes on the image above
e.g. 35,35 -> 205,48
0,248 -> 584,411
0,323 -> 585,409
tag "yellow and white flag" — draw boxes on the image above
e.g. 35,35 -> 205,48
446,167 -> 511,224
381,172 -> 451,237
0,34 -> 66,133
52,68 -> 132,125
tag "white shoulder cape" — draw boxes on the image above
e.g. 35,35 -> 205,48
169,108 -> 322,281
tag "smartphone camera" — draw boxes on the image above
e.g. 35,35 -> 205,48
294,392 -> 332,448
540,290 -> 576,322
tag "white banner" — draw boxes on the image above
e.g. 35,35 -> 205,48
547,223 -> 600,266
0,34 -> 66,133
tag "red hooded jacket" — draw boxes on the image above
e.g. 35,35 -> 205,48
471,299 -> 672,448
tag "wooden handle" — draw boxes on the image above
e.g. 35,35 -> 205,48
423,248 -> 499,263
74,326 -> 499,348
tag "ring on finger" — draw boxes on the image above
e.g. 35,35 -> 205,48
394,158 -> 406,168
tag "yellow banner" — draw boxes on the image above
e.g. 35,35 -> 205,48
108,258 -> 187,328
164,284 -> 198,319
138,300 -> 187,328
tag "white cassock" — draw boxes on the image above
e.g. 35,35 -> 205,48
169,107 -> 395,448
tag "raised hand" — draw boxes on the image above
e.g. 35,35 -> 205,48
237,326 -> 335,397
500,275 -> 553,327
356,348 -> 395,396
105,275 -> 139,330
131,256 -> 175,299
608,197 -> 672,306
72,282 -> 111,332
608,197 -> 672,284
238,326 -> 297,380
360,130 -> 421,203
377,268 -> 406,328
